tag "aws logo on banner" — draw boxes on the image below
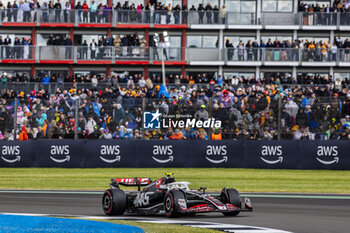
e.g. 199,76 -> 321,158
50,145 -> 70,163
1,145 -> 21,163
260,146 -> 283,164
152,145 -> 173,163
205,145 -> 227,164
100,145 -> 121,163
316,146 -> 339,165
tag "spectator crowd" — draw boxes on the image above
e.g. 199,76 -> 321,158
299,0 -> 350,25
0,71 -> 350,141
0,35 -> 33,59
1,33 -> 350,62
0,71 -> 348,86
0,0 -> 227,24
1,0 -> 350,25
225,37 -> 350,62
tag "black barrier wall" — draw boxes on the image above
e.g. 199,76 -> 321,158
0,140 -> 349,170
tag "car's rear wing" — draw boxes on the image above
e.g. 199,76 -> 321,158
110,178 -> 152,190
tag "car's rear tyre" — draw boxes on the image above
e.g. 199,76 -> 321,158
102,189 -> 127,215
220,188 -> 241,216
164,190 -> 186,218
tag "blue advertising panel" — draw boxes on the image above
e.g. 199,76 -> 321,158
189,140 -> 244,168
299,141 -> 350,170
134,140 -> 190,168
34,140 -> 85,168
244,141 -> 299,169
1,140 -> 350,170
0,141 -> 35,167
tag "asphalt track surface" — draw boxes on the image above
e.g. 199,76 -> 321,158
0,191 -> 349,233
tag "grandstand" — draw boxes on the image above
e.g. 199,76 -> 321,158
0,0 -> 350,140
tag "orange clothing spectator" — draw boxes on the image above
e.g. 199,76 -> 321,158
18,126 -> 28,141
211,132 -> 222,140
169,130 -> 185,140
308,43 -> 315,51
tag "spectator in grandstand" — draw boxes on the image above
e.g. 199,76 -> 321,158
21,0 -> 30,22
41,1 -> 49,22
81,1 -> 88,22
64,1 -> 71,22
194,104 -> 208,120
64,35 -> 73,59
90,38 -> 97,59
197,3 -> 204,24
219,5 -> 226,24
18,126 -> 28,140
4,35 -> 11,59
205,3 -> 212,24
3,69 -> 350,141
226,38 -> 233,61
85,115 -> 96,134
181,3 -> 187,24
169,128 -> 185,139
54,0 -> 61,22
75,1 -> 82,22
211,128 -> 222,140
90,0 -> 97,22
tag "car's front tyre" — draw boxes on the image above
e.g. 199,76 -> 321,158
220,188 -> 241,216
102,189 -> 127,215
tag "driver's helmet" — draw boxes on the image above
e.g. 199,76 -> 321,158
164,176 -> 175,184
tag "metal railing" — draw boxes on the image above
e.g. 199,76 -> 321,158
227,12 -> 257,25
300,12 -> 338,26
1,46 -> 350,64
0,45 -> 35,60
261,13 -> 299,25
187,48 -> 222,61
39,46 -> 74,60
1,10 -> 350,27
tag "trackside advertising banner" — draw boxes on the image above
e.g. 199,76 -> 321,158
244,141 -> 299,169
189,141 -> 244,168
298,141 -> 350,170
0,141 -> 35,167
1,140 -> 350,170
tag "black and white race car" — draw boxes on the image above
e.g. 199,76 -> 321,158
102,173 -> 252,217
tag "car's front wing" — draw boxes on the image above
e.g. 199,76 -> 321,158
182,197 -> 253,214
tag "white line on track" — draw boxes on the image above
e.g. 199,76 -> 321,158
0,190 -> 349,199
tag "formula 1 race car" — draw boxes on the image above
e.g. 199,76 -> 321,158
102,173 -> 252,217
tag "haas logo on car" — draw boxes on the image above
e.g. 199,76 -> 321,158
316,146 -> 339,165
260,146 -> 283,164
50,145 -> 70,163
205,145 -> 227,164
1,145 -> 21,163
100,145 -> 121,163
134,192 -> 153,207
152,145 -> 173,163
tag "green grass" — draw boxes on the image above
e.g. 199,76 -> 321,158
0,168 -> 349,193
103,220 -> 219,233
